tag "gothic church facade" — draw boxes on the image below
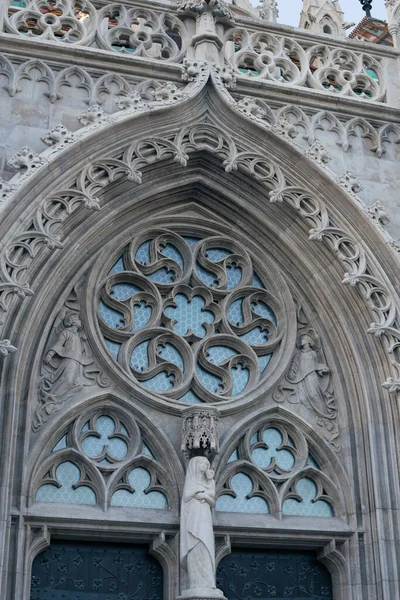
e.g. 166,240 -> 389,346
0,0 -> 400,598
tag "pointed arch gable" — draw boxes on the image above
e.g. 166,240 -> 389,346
1,82 -> 399,397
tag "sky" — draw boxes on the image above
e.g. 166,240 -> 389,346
253,0 -> 388,28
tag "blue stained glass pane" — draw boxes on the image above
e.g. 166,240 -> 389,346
148,267 -> 176,284
157,342 -> 184,371
206,248 -> 231,262
227,298 -> 244,325
131,341 -> 149,371
226,265 -> 242,289
197,363 -> 223,393
282,478 -> 334,517
142,371 -> 176,391
240,326 -> 269,345
133,301 -> 152,331
228,448 -> 239,463
160,243 -> 183,267
105,338 -> 121,360
136,240 -> 151,265
36,462 -> 96,505
307,455 -> 320,469
142,442 -> 154,457
258,354 -> 271,372
250,433 -> 258,444
251,300 -> 276,324
252,273 -> 265,288
99,299 -> 124,329
196,264 -> 219,287
109,256 -> 125,274
232,363 -> 249,395
216,473 -> 269,514
111,283 -> 140,301
178,390 -> 204,403
52,435 -> 67,452
183,236 -> 200,246
206,345 -> 237,364
111,467 -> 168,508
252,428 -> 295,471
164,294 -> 214,338
81,416 -> 128,460
82,422 -> 89,433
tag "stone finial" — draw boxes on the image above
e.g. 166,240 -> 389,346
258,0 -> 279,22
299,0 -> 346,37
181,406 -> 220,456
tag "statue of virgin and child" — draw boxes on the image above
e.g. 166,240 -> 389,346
180,456 -> 225,599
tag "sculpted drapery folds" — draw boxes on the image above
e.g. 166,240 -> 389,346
287,334 -> 332,417
33,310 -> 108,431
180,456 -> 224,597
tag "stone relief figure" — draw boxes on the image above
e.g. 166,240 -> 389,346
42,312 -> 93,396
287,334 -> 332,417
33,307 -> 108,432
180,456 -> 224,598
273,325 -> 340,452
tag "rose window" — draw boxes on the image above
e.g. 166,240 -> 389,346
95,229 -> 285,403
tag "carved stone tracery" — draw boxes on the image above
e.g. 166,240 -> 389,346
93,229 -> 287,404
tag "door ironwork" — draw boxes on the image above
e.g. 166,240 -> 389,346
217,549 -> 333,600
30,540 -> 163,600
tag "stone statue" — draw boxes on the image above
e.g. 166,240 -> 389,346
287,334 -> 333,417
32,311 -> 102,431
180,456 -> 224,599
42,311 -> 93,397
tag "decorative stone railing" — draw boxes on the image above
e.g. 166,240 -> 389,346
224,27 -> 386,101
0,0 -> 397,104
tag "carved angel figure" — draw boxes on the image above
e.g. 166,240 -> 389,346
181,456 -> 223,596
287,334 -> 334,417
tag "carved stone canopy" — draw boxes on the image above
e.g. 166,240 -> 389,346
181,407 -> 220,456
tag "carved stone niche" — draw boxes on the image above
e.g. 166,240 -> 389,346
181,406 -> 220,458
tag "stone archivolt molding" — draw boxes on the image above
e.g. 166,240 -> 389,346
0,64 -> 400,402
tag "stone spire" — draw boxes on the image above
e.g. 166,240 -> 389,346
299,0 -> 346,37
258,0 -> 279,22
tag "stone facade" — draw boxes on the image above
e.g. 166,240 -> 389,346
1,0 -> 400,599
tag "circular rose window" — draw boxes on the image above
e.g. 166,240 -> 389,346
93,228 -> 292,404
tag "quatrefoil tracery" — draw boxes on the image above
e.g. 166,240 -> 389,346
96,229 -> 287,403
